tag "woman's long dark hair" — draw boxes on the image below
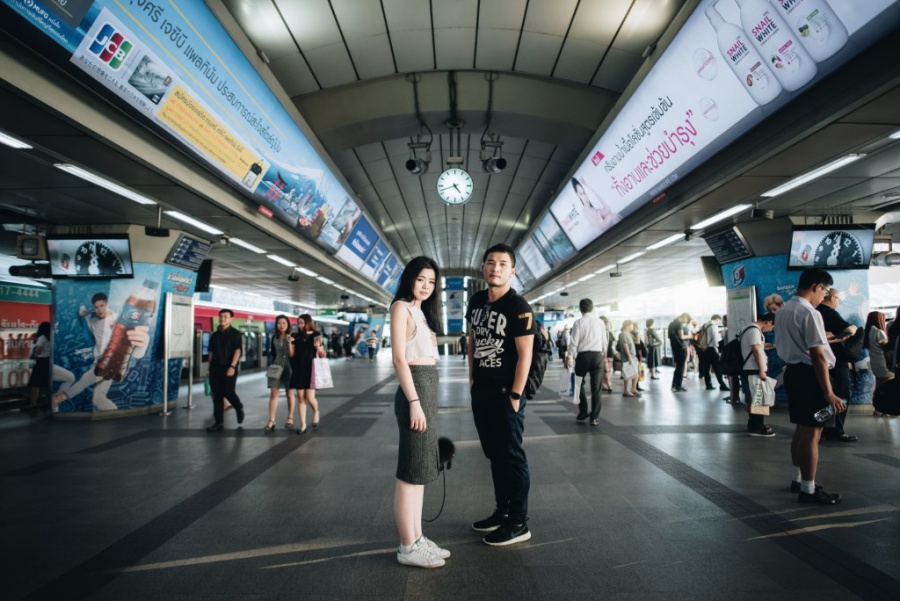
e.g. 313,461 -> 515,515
273,315 -> 291,339
36,321 -> 51,340
865,311 -> 887,347
391,256 -> 443,335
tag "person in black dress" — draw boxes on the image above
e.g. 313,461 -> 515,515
290,314 -> 324,434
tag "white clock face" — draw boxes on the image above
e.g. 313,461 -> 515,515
437,168 -> 473,205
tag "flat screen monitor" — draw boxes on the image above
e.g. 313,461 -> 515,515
704,227 -> 753,264
46,234 -> 134,279
700,256 -> 725,287
787,224 -> 875,270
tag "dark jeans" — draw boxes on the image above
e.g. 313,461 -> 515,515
700,347 -> 726,387
471,382 -> 530,523
824,363 -> 850,437
575,351 -> 603,420
671,343 -> 687,389
209,365 -> 243,425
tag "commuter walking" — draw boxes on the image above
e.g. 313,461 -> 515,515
206,309 -> 245,432
776,269 -> 845,504
27,322 -> 51,409
264,315 -> 295,432
290,314 -> 323,434
699,315 -> 729,391
467,244 -> 535,546
366,331 -> 379,361
570,299 -> 607,426
390,257 -> 449,569
668,313 -> 691,392
600,316 -> 614,392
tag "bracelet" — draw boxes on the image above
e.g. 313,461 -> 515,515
230,365 -> 236,369
408,398 -> 420,404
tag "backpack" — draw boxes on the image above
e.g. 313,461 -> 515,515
698,323 -> 712,350
719,325 -> 759,376
525,334 -> 554,399
833,327 -> 865,363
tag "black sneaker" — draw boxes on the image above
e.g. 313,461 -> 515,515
747,425 -> 775,437
790,482 -> 823,494
472,511 -> 507,532
705,384 -> 716,390
719,384 -> 730,391
206,423 -> 224,433
590,419 -> 599,427
483,520 -> 531,546
799,488 -> 842,505
576,413 -> 588,422
236,407 -> 245,425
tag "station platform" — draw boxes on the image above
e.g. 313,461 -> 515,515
2,355 -> 899,600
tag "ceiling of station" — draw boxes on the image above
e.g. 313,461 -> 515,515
0,0 -> 899,314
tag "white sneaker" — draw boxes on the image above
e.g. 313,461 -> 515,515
396,539 -> 445,568
420,536 -> 450,559
93,396 -> 118,411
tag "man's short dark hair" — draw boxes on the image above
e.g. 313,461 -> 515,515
91,292 -> 108,304
219,309 -> 235,317
759,312 -> 777,324
798,268 -> 833,291
579,299 -> 593,313
482,243 -> 516,267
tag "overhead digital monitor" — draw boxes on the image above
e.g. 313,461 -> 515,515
46,234 -> 134,279
787,224 -> 875,270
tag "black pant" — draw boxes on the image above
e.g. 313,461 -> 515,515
699,347 -> 726,387
671,343 -> 687,389
575,351 -> 603,420
824,362 -> 850,437
471,382 -> 530,523
209,365 -> 243,425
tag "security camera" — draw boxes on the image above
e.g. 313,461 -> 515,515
9,263 -> 51,278
482,156 -> 507,173
406,158 -> 429,175
609,271 -> 623,278
220,236 -> 231,246
684,229 -> 694,241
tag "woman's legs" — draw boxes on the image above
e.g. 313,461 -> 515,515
297,389 -> 308,430
286,388 -> 296,425
267,387 -> 279,425
394,479 -> 425,546
307,389 -> 320,426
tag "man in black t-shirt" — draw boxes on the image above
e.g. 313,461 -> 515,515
668,313 -> 691,392
206,309 -> 245,432
466,244 -> 535,547
816,289 -> 858,442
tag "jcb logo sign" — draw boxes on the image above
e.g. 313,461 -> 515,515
88,23 -> 133,69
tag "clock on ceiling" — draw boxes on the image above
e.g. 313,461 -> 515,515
437,168 -> 473,205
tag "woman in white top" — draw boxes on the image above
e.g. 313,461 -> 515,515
390,256 -> 448,569
865,311 -> 894,387
28,322 -> 52,408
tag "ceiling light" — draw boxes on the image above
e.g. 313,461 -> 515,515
577,273 -> 596,282
890,131 -> 900,140
317,276 -> 334,285
619,251 -> 646,264
266,254 -> 296,267
594,264 -> 616,274
164,210 -> 223,235
406,158 -> 429,175
57,163 -> 157,205
331,283 -> 345,290
760,155 -> 864,198
647,233 -> 684,250
692,204 -> 752,230
298,267 -> 318,277
482,156 -> 507,173
228,237 -> 266,253
0,131 -> 32,149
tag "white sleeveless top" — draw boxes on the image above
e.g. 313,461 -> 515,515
393,301 -> 439,361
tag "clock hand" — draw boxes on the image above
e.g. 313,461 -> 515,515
439,185 -> 458,192
827,234 -> 841,266
453,184 -> 461,192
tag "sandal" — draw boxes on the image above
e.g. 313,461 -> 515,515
285,419 -> 294,429
264,421 -> 276,433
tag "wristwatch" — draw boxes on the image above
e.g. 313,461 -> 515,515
509,391 -> 521,400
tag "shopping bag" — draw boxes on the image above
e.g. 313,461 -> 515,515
622,360 -> 638,380
749,375 -> 775,406
204,376 -> 212,397
312,357 -> 334,389
558,372 -> 571,399
638,363 -> 645,382
572,375 -> 584,406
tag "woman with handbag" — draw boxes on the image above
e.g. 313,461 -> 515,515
645,318 -> 662,380
618,320 -> 640,397
264,315 -> 295,433
290,314 -> 324,434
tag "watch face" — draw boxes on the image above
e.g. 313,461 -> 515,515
75,240 -> 126,276
437,168 -> 473,205
813,231 -> 865,267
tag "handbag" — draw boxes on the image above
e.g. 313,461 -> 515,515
266,364 -> 284,380
558,372 -> 572,399
622,360 -> 638,380
749,375 -> 775,406
312,357 -> 334,389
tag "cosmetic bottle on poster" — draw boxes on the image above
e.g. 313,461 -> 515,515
768,0 -> 848,61
706,2 -> 783,105
735,0 -> 817,91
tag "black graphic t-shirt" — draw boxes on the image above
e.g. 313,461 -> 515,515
466,288 -> 535,386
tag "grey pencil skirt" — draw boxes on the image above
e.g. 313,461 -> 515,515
395,364 -> 440,485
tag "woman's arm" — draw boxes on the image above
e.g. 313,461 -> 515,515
391,303 -> 426,432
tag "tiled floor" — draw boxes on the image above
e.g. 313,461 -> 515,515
2,356 -> 899,600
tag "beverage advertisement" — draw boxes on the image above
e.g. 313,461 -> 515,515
0,283 -> 51,395
52,263 -> 196,412
547,0 -> 900,252
0,0 -> 395,288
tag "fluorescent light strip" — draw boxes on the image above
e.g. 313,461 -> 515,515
298,267 -> 318,277
317,276 -> 334,285
0,131 -> 32,149
266,254 -> 296,267
228,238 -> 266,253
890,131 -> 900,140
577,273 -> 597,282
594,264 -> 616,274
692,204 -> 752,230
647,233 -> 684,250
56,163 -> 157,205
163,210 -> 224,235
760,155 -> 863,198
619,251 -> 646,264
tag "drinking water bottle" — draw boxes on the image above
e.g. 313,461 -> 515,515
95,280 -> 158,381
813,400 -> 845,422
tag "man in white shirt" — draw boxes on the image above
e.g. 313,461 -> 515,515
775,269 -> 846,505
699,315 -> 729,391
569,299 -> 607,426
